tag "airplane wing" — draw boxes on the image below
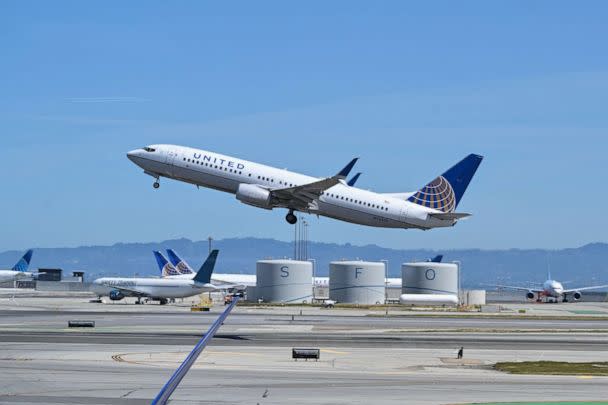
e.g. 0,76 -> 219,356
428,212 -> 471,221
271,158 -> 358,210
495,284 -> 543,293
213,283 -> 246,291
563,284 -> 608,293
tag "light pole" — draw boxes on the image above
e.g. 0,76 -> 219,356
453,260 -> 461,305
308,258 -> 316,301
380,259 -> 389,315
208,236 -> 213,254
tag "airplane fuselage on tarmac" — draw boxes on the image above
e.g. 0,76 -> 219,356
127,145 -> 482,229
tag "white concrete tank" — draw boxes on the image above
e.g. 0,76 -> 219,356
329,261 -> 385,304
466,290 -> 486,306
255,260 -> 312,303
401,262 -> 458,295
399,294 -> 459,305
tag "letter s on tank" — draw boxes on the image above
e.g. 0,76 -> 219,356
280,266 -> 289,277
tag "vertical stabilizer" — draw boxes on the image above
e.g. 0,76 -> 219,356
153,251 -> 180,277
407,154 -> 483,212
193,250 -> 219,284
166,249 -> 194,275
12,249 -> 33,272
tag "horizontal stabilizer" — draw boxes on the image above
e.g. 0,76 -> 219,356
428,212 -> 471,221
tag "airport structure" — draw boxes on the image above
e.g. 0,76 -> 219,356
401,261 -> 459,296
329,260 -> 386,304
253,259 -> 313,303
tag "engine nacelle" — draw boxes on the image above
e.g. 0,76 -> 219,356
109,290 -> 125,301
236,183 -> 272,209
526,291 -> 535,300
572,291 -> 582,301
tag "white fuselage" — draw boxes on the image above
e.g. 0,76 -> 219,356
92,277 -> 216,299
0,270 -> 32,283
541,279 -> 565,298
127,145 -> 456,229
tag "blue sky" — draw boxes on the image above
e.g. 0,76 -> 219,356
1,1 -> 608,251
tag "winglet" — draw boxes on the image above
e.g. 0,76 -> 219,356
347,172 -> 362,187
12,249 -> 33,272
193,250 -> 219,284
337,158 -> 359,179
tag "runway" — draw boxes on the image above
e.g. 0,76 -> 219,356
0,299 -> 607,404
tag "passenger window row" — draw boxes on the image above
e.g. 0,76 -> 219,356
184,157 -> 243,175
320,191 -> 389,211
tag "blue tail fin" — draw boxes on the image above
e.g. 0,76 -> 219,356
407,154 -> 483,212
193,250 -> 219,284
166,249 -> 194,275
428,254 -> 443,263
12,249 -> 33,272
153,251 -> 180,277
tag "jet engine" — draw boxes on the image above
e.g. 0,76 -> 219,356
109,290 -> 125,301
236,183 -> 272,209
572,291 -> 582,301
526,291 -> 535,300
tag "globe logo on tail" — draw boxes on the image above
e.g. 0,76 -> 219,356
163,263 -> 180,277
407,176 -> 456,213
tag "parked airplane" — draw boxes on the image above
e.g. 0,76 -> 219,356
497,270 -> 608,302
0,250 -> 34,283
163,248 -> 256,287
127,145 -> 483,228
92,250 -> 232,304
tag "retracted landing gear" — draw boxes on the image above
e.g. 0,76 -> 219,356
286,210 -> 297,225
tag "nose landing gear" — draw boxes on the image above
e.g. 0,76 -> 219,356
286,210 -> 297,225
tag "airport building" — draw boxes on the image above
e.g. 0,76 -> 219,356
252,259 -> 313,303
329,260 -> 386,305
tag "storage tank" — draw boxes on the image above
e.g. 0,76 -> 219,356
401,262 -> 458,296
399,294 -> 459,305
254,260 -> 312,303
329,261 -> 385,304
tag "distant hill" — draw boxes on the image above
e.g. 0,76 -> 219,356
1,238 -> 607,288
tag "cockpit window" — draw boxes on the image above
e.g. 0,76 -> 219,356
143,147 -> 156,152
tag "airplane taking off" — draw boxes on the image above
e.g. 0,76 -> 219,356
127,145 -> 483,229
92,250 -> 236,304
0,250 -> 34,283
497,270 -> 608,303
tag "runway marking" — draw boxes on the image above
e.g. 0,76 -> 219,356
320,349 -> 350,355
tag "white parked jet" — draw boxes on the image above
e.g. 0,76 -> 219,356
127,145 -> 483,228
92,250 -> 231,304
497,270 -> 608,303
162,249 -> 254,287
0,250 -> 34,283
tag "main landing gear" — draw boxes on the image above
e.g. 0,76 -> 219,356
153,179 -> 160,189
286,210 -> 297,225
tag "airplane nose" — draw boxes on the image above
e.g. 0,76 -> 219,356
127,149 -> 141,163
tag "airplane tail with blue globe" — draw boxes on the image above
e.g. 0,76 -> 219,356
406,154 -> 483,220
153,251 -> 181,277
12,249 -> 33,272
166,249 -> 194,275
